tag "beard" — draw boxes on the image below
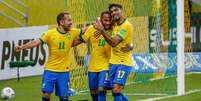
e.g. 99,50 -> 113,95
63,25 -> 71,31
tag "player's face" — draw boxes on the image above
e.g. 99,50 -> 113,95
110,6 -> 123,21
61,14 -> 72,31
101,14 -> 112,30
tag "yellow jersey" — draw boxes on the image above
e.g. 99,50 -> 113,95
81,25 -> 110,72
40,28 -> 80,72
110,19 -> 134,66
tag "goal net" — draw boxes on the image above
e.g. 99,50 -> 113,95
66,0 -> 190,96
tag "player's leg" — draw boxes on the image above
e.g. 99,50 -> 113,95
112,84 -> 128,101
112,84 -> 122,101
112,64 -> 131,101
98,70 -> 109,101
55,72 -> 70,101
42,93 -> 51,101
108,64 -> 122,101
108,64 -> 118,88
41,70 -> 57,101
88,72 -> 99,101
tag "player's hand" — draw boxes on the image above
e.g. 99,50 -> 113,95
93,17 -> 104,32
82,23 -> 88,34
121,44 -> 133,53
14,46 -> 22,52
94,31 -> 101,39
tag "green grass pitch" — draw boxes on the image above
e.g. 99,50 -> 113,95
0,73 -> 201,101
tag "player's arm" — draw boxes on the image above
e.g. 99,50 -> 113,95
95,30 -> 122,47
14,39 -> 42,52
72,36 -> 84,47
72,24 -> 89,47
120,43 -> 134,53
93,19 -> 122,47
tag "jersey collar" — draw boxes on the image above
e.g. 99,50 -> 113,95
117,18 -> 127,26
57,28 -> 66,35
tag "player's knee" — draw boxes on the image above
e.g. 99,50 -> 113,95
59,97 -> 68,101
42,92 -> 51,99
90,89 -> 98,94
112,84 -> 122,93
112,87 -> 121,93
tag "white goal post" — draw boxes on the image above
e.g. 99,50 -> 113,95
177,0 -> 185,95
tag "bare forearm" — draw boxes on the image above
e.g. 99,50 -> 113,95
101,31 -> 120,47
102,33 -> 115,47
72,38 -> 83,47
93,18 -> 122,47
15,39 -> 41,52
21,39 -> 41,49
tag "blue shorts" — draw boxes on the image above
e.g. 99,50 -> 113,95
88,70 -> 110,90
42,70 -> 70,97
109,64 -> 131,87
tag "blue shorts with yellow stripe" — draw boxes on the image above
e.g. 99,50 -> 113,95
109,64 -> 132,87
42,70 -> 70,97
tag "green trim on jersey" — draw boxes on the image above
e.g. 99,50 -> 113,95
117,29 -> 127,39
57,28 -> 66,34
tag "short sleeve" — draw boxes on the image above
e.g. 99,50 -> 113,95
40,32 -> 49,43
81,26 -> 94,42
71,28 -> 81,39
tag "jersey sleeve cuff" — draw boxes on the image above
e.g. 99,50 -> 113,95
39,38 -> 44,43
117,34 -> 124,41
79,34 -> 86,43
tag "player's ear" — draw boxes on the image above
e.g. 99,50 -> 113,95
59,20 -> 64,26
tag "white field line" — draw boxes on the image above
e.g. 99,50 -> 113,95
138,89 -> 201,101
127,72 -> 201,85
75,72 -> 201,95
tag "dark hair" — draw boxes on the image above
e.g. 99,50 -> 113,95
108,3 -> 123,12
57,12 -> 69,25
101,10 -> 111,18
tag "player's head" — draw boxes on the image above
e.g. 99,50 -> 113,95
100,10 -> 113,30
108,3 -> 123,21
57,12 -> 72,31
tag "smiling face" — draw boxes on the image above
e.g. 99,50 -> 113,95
101,13 -> 112,30
57,12 -> 73,32
110,6 -> 123,22
60,14 -> 72,31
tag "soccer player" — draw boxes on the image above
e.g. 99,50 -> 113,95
15,12 -> 82,101
72,10 -> 133,101
72,11 -> 112,101
93,3 -> 134,101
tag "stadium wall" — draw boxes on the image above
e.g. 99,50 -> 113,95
0,26 -> 48,80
